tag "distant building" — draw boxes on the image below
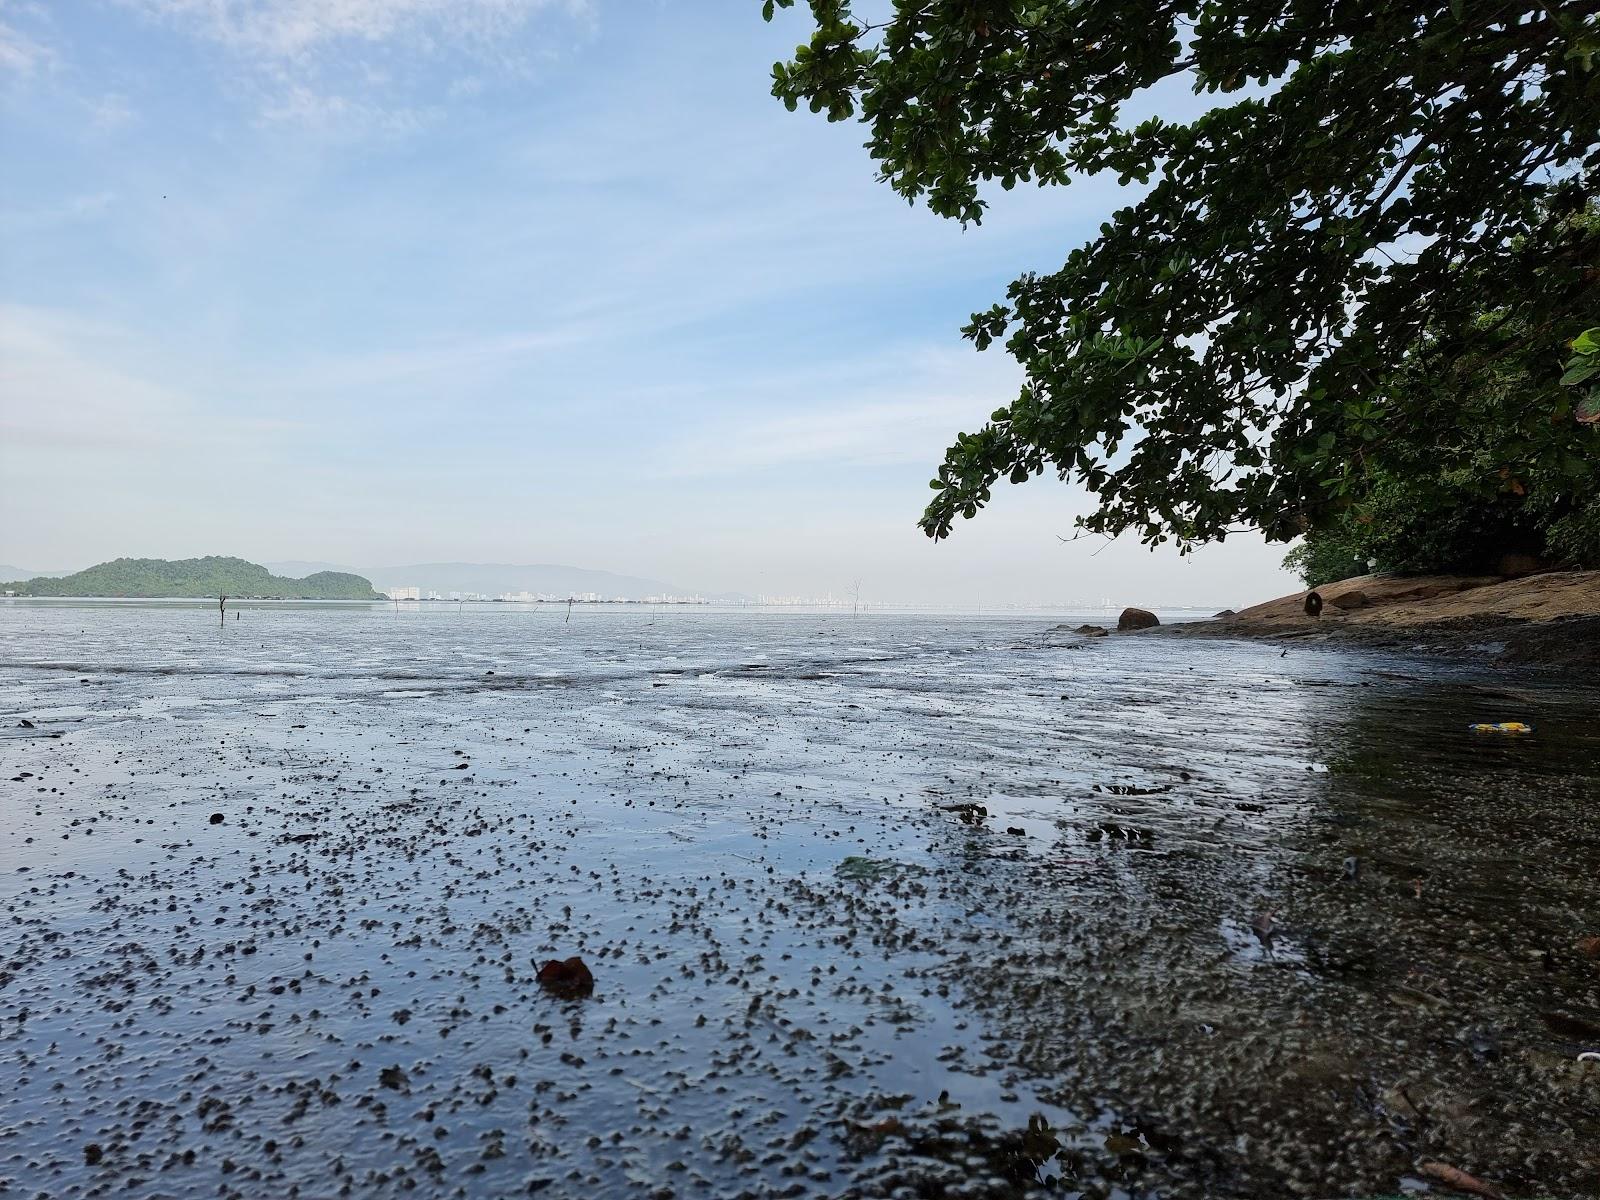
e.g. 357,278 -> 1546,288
389,586 -> 421,601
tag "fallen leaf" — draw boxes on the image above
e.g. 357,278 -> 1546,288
1418,1160 -> 1504,1199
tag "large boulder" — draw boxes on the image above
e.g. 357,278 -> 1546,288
1118,607 -> 1160,631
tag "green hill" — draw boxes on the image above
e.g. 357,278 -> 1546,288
1,556 -> 384,600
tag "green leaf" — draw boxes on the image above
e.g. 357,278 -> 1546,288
766,0 -> 1600,566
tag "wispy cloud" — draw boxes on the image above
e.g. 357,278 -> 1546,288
123,0 -> 582,60
255,81 -> 433,132
117,0 -> 590,131
88,92 -> 136,130
0,304 -> 198,451
0,190 -> 115,236
0,9 -> 52,75
271,324 -> 602,395
651,346 -> 1022,478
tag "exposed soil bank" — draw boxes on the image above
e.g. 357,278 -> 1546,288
1163,570 -> 1600,668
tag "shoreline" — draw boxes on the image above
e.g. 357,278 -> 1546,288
1152,569 -> 1600,668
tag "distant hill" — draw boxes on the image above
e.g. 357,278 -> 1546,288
262,560 -> 748,601
2,556 -> 383,600
0,565 -> 70,580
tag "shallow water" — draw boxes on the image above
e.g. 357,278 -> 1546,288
1,600 -> 1597,1199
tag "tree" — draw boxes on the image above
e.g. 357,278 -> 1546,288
1284,303 -> 1600,582
762,0 -> 1600,551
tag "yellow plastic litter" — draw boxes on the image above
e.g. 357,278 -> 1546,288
1468,721 -> 1533,734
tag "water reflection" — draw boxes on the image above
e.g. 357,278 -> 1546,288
0,603 -> 1595,1198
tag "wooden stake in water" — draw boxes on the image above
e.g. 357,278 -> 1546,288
219,595 -> 227,625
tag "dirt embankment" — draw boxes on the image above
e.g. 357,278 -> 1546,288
1173,570 -> 1600,666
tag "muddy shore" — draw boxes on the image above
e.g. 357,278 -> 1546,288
3,601 -> 1598,1199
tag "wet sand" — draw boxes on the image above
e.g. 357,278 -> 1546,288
2,602 -> 1597,1198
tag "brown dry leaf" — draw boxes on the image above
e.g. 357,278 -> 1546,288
1577,934 -> 1600,960
1418,1160 -> 1505,1199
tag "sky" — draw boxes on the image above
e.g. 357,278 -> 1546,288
0,0 -> 1299,606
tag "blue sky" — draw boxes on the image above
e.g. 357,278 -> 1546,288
0,0 -> 1296,605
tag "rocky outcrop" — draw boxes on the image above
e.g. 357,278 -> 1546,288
1117,607 -> 1160,631
1172,571 -> 1600,667
1223,570 -> 1600,629
1327,590 -> 1368,610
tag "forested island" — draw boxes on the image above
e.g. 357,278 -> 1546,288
1,556 -> 383,600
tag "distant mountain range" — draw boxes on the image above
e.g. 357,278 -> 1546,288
2,557 -> 382,600
262,561 -> 744,601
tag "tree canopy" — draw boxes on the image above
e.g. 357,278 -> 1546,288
763,0 -> 1600,553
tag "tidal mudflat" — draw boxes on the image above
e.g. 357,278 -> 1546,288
2,601 -> 1597,1199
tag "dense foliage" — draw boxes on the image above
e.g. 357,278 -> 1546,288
2,557 -> 383,600
763,0 -> 1600,554
1283,305 -> 1600,584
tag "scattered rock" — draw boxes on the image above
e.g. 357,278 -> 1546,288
937,802 -> 988,823
1328,590 -> 1369,610
83,1143 -> 103,1166
209,812 -> 225,825
378,1065 -> 410,1092
537,957 -> 595,998
1117,607 -> 1160,631
1076,624 -> 1109,637
1213,609 -> 1235,618
1250,911 -> 1276,951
